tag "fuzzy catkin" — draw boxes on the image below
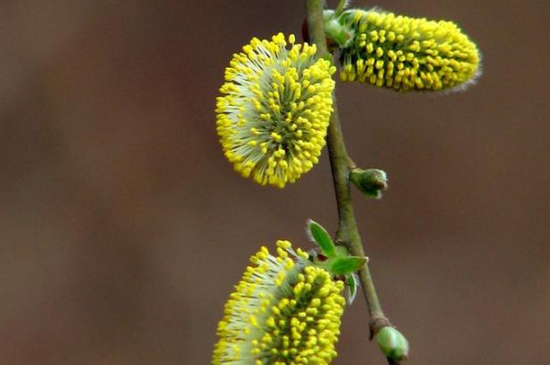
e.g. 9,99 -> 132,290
216,34 -> 336,188
212,241 -> 345,365
338,9 -> 481,92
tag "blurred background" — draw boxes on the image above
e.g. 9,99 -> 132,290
1,0 -> 549,364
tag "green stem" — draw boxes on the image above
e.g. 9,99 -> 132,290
335,0 -> 348,15
305,0 -> 391,339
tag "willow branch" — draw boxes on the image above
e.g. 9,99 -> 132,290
304,0 -> 390,335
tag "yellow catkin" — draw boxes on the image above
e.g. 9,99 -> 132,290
339,9 -> 481,92
212,241 -> 345,365
216,33 -> 336,188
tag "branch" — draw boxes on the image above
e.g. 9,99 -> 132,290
304,1 -> 396,361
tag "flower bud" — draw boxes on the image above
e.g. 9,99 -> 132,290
349,168 -> 388,199
375,326 -> 410,361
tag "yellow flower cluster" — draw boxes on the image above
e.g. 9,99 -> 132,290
212,240 -> 345,365
339,9 -> 481,91
216,33 -> 336,188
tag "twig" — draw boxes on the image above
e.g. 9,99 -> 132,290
304,0 -> 397,361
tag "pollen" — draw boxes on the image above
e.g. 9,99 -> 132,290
338,9 -> 481,92
212,241 -> 345,365
216,33 -> 336,188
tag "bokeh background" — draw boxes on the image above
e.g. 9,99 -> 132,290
1,0 -> 549,364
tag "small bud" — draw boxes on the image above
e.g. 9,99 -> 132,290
375,327 -> 410,361
350,168 -> 388,199
324,10 -> 355,48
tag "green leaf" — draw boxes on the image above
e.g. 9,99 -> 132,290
335,0 -> 351,16
307,219 -> 336,257
334,245 -> 349,257
326,256 -> 367,276
346,274 -> 358,304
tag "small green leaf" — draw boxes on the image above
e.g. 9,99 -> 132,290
335,0 -> 351,16
346,274 -> 358,304
326,256 -> 366,276
334,245 -> 349,257
307,219 -> 336,257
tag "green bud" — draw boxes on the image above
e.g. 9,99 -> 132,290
350,168 -> 388,199
323,10 -> 355,48
375,327 -> 410,361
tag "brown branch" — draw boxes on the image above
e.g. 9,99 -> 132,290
304,0 -> 397,361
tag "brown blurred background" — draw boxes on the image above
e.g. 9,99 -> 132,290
1,0 -> 549,364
